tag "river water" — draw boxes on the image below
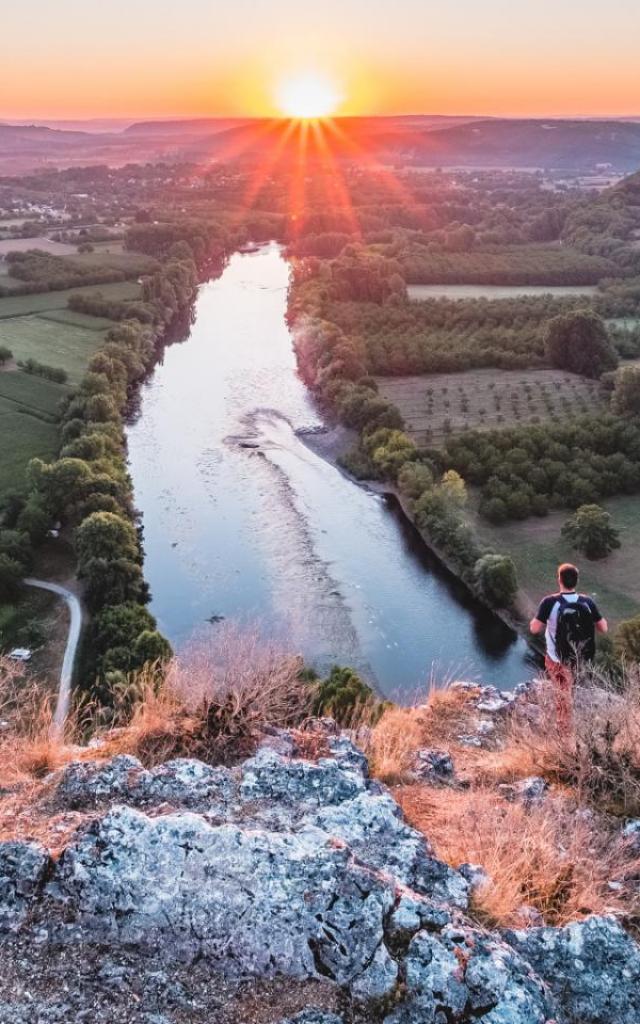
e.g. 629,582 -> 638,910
126,243 -> 532,700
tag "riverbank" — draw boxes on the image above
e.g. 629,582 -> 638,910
299,422 -> 535,656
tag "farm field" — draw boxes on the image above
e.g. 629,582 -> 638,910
0,279 -> 141,318
0,368 -> 71,418
407,283 -> 599,301
0,237 -> 77,256
0,314 -> 106,384
377,367 -> 605,445
0,370 -> 68,498
399,244 -> 618,285
0,368 -> 70,496
66,249 -> 158,274
469,494 -> 640,627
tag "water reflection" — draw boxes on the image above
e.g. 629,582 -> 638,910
126,243 -> 533,699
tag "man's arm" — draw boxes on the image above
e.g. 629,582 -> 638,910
588,598 -> 608,635
530,596 -> 553,635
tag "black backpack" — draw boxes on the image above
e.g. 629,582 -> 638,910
555,595 -> 596,665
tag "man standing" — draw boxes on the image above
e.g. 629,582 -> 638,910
530,563 -> 608,731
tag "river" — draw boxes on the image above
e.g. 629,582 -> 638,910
126,243 -> 532,701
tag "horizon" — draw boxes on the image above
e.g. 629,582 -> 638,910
5,112 -> 640,129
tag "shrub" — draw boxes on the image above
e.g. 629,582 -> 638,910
614,615 -> 640,663
561,503 -> 621,560
474,554 -> 518,608
308,665 -> 382,726
544,310 -> 618,379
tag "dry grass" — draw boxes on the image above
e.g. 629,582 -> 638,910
397,783 -> 640,928
362,681 -> 485,784
0,657 -> 75,788
484,670 -> 640,816
100,625 -> 311,767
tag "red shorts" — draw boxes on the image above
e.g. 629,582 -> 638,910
544,656 -> 574,732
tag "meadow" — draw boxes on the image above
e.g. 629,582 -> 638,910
0,369 -> 71,497
0,237 -> 77,257
469,493 -> 640,626
377,368 -> 605,445
407,283 -> 598,301
0,280 -> 141,318
0,314 -> 107,384
0,403 -> 60,497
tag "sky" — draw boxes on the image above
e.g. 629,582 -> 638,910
2,0 -> 639,120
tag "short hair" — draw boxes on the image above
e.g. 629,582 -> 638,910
558,563 -> 579,589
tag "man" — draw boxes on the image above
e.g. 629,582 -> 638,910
530,563 -> 608,731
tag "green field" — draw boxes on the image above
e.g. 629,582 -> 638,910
67,250 -> 158,275
0,280 -> 141,318
0,315 -> 106,384
469,494 -> 640,628
0,369 -> 70,496
0,369 -> 71,418
0,368 -> 70,497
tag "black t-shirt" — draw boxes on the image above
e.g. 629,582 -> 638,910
535,592 -> 602,662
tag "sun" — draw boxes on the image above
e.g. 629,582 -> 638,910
275,71 -> 342,119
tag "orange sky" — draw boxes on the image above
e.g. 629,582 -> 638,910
2,0 -> 639,120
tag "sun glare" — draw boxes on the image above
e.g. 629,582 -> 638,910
275,71 -> 342,119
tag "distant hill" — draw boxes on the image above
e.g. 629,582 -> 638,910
2,116 -> 640,175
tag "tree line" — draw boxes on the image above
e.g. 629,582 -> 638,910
1,242 -> 202,697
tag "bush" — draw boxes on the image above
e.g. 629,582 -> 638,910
612,365 -> 640,415
309,665 -> 382,725
561,504 -> 621,560
544,310 -> 618,379
474,554 -> 518,608
614,615 -> 640,663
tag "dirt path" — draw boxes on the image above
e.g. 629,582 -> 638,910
23,578 -> 83,734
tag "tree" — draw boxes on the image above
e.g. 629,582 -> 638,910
474,553 -> 518,607
440,470 -> 467,509
614,615 -> 640,663
80,556 -> 147,611
29,457 -> 94,517
0,554 -> 23,602
92,602 -> 166,674
561,503 -> 621,560
544,311 -> 618,378
16,498 -> 50,544
364,428 -> 417,479
132,629 -> 172,666
75,511 -> 138,565
397,461 -> 434,500
0,345 -> 12,366
0,530 -> 31,572
612,366 -> 640,416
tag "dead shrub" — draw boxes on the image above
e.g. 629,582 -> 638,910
104,624 -> 312,766
503,669 -> 640,816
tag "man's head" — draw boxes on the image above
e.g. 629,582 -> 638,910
557,562 -> 579,591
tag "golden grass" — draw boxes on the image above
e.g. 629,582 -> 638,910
362,681 -> 486,784
397,783 -> 640,928
101,626 -> 310,767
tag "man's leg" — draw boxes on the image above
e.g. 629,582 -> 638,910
545,656 -> 574,733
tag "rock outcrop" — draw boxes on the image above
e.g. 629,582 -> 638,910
1,724 -> 639,1023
